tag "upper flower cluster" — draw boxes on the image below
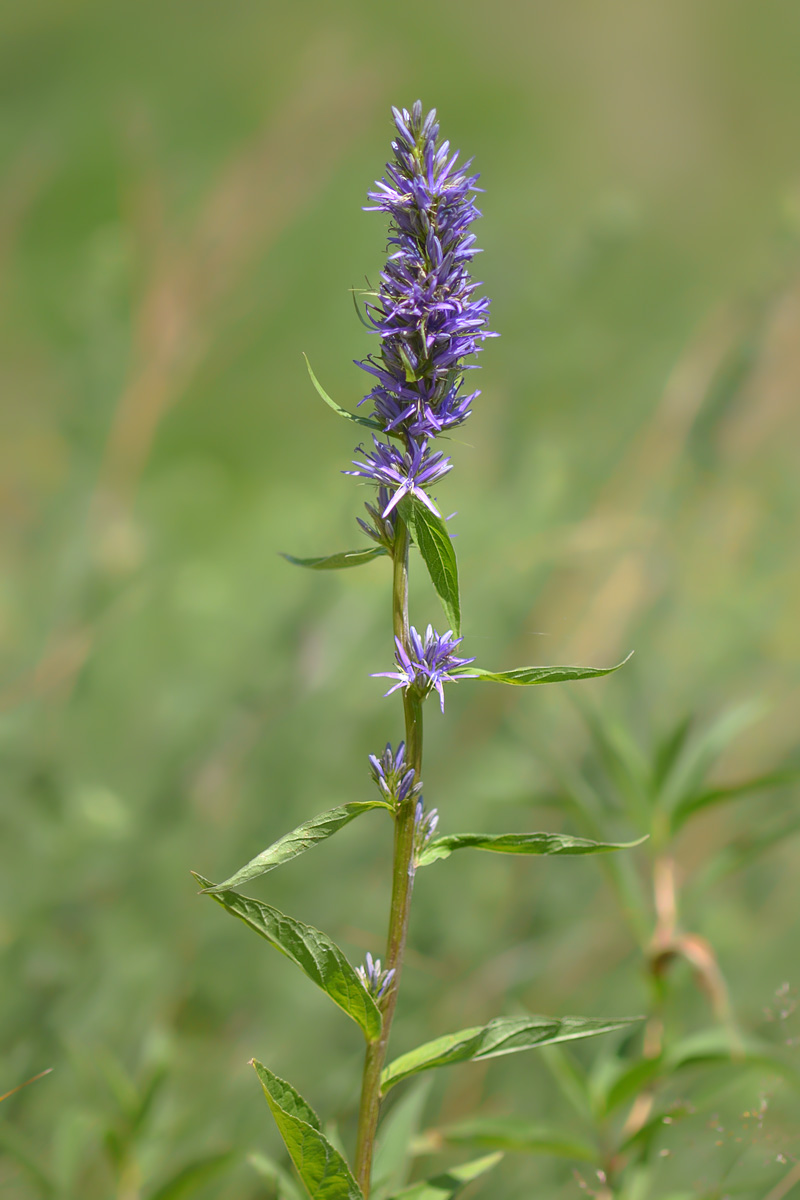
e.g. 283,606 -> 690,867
373,624 -> 475,712
352,102 -> 494,520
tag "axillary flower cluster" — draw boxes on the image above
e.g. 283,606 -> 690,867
348,100 -> 494,712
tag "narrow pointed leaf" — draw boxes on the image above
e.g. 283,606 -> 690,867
665,1030 -> 800,1087
458,653 -> 633,686
381,1015 -> 641,1094
281,548 -> 388,570
656,700 -> 765,815
540,1046 -> 593,1122
248,1153 -> 304,1200
203,801 -> 392,893
600,1056 -> 664,1115
252,1062 -> 363,1200
617,1103 -> 693,1154
387,1153 -> 502,1199
418,831 -> 646,867
147,1152 -> 236,1200
303,353 -> 383,431
439,1116 -> 597,1163
398,496 -> 461,636
193,875 -> 381,1040
670,768 -> 800,834
652,715 -> 694,792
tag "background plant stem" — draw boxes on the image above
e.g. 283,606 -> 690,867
354,517 -> 423,1196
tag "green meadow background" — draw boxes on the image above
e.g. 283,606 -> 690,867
2,1 -> 799,1196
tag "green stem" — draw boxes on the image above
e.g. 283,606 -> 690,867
354,517 -> 423,1196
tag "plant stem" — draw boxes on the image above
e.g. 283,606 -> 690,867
354,516 -> 423,1196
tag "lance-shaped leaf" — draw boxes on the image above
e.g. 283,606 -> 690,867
248,1153 -> 304,1200
669,767 -> 800,835
281,548 -> 389,570
381,1016 -> 641,1094
386,1153 -> 502,1200
193,875 -> 381,1041
252,1062 -> 363,1200
304,353 -> 383,432
372,1080 -> 432,1200
418,831 -> 647,867
454,653 -> 633,687
148,1152 -> 236,1200
202,801 -> 392,893
398,496 -> 460,637
438,1116 -> 597,1163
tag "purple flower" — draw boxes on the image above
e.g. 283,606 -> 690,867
346,437 -> 451,517
355,101 -> 495,455
369,741 -> 421,804
372,624 -> 476,712
357,952 -> 395,1000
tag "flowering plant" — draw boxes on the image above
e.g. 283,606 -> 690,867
195,101 -> 639,1199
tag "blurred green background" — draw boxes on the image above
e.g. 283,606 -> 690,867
2,0 -> 799,1196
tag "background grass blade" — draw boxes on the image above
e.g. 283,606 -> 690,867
386,1153 -> 502,1199
381,1016 -> 641,1094
437,1116 -> 597,1163
146,1151 -> 236,1200
203,801 -> 392,892
194,876 -> 381,1040
371,1079 -> 432,1200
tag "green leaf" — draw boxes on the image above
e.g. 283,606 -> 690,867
381,1015 -> 641,1094
575,702 -> 651,822
253,1062 -> 363,1200
281,548 -> 389,570
539,1046 -> 593,1122
417,831 -> 646,867
193,875 -> 381,1040
617,1103 -> 693,1154
655,700 -> 765,816
665,1030 -> 800,1088
248,1153 -> 304,1200
202,801 -> 392,892
599,1056 -> 663,1115
692,813 -> 800,891
398,496 -> 460,637
439,1116 -> 597,1163
303,353 -> 383,431
147,1152 -> 236,1200
670,768 -> 800,834
459,653 -> 633,687
387,1153 -> 502,1200
652,715 -> 693,792
372,1080 -> 432,1200
0,1125 -> 57,1195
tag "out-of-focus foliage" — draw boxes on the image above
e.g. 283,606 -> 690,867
1,1 -> 799,1197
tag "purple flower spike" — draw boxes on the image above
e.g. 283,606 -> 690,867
355,101 -> 495,457
346,437 -> 451,517
372,624 -> 476,712
357,952 -> 396,1000
369,741 -> 421,805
